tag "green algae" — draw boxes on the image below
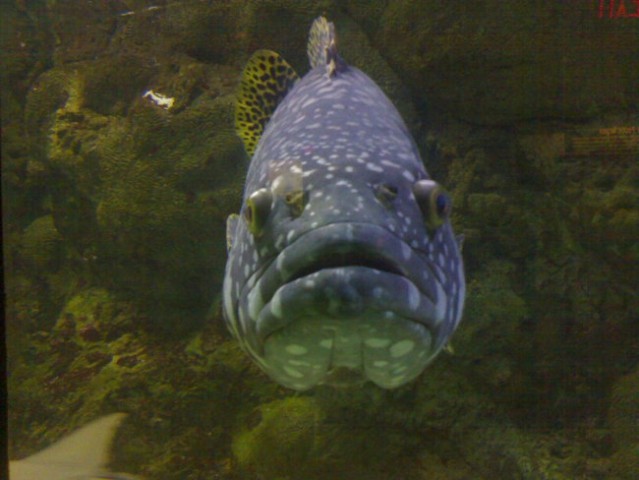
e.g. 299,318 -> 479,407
232,394 -> 423,480
20,215 -> 63,268
608,443 -> 639,480
608,368 -> 639,448
232,397 -> 321,479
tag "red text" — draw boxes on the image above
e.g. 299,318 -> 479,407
598,0 -> 639,17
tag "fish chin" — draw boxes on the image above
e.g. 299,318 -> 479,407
256,266 -> 439,390
236,222 -> 449,390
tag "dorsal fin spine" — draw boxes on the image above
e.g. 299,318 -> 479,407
307,16 -> 344,77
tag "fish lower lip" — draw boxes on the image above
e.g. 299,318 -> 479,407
255,266 -> 440,344
256,271 -> 437,391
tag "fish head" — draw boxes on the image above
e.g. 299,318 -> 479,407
224,118 -> 464,390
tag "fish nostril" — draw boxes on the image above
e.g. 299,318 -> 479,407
374,183 -> 398,209
284,189 -> 306,218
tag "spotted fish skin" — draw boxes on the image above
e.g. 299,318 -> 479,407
223,17 -> 465,390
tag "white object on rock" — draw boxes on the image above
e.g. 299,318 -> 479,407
143,90 -> 175,109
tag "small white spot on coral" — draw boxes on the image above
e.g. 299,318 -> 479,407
143,90 -> 174,109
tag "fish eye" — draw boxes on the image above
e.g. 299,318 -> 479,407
244,188 -> 273,236
412,179 -> 451,230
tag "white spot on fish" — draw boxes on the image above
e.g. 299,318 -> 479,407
276,253 -> 287,277
319,339 -> 333,349
401,242 -> 412,261
390,340 -> 414,358
301,96 -> 319,109
381,160 -> 400,168
289,359 -> 311,366
402,170 -> 415,181
388,374 -> 407,386
247,287 -> 264,320
435,281 -> 447,325
365,163 -> 384,173
365,338 -> 391,348
283,366 -> 304,378
270,291 -> 283,318
285,344 -> 308,355
223,278 -> 236,325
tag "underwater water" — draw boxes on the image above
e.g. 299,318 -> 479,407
2,1 -> 638,479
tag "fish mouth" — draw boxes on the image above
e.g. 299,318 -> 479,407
239,222 -> 448,390
285,250 -> 404,283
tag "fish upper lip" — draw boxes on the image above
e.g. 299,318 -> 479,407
242,221 -> 442,318
284,248 -> 405,283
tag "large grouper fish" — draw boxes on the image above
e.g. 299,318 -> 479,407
223,16 -> 465,390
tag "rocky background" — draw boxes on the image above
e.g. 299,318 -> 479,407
3,1 -> 638,479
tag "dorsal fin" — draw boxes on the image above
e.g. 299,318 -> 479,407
307,16 -> 344,77
235,50 -> 298,156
